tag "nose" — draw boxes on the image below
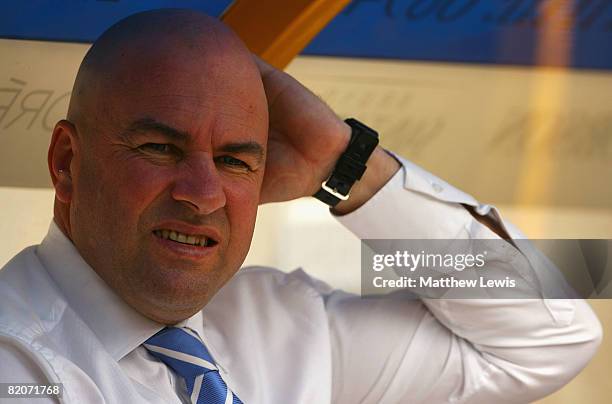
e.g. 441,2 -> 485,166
170,153 -> 226,214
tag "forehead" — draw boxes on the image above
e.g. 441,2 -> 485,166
100,58 -> 268,145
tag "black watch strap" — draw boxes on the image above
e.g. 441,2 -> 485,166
314,118 -> 379,207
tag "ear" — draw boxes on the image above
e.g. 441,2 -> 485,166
48,119 -> 78,204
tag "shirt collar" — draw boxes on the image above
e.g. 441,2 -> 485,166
35,220 -> 165,361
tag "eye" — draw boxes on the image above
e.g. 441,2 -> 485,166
138,143 -> 173,154
217,155 -> 250,170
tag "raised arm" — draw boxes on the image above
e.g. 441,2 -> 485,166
254,56 -> 602,403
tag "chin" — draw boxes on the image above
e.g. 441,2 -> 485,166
131,288 -> 213,324
147,306 -> 206,326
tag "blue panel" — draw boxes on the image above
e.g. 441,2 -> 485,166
0,0 -> 233,43
0,0 -> 611,70
304,0 -> 612,70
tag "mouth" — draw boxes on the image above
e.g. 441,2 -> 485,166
153,229 -> 219,247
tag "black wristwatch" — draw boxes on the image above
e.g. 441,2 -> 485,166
313,118 -> 379,207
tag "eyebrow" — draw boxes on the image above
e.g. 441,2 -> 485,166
120,117 -> 189,142
121,117 -> 265,163
219,142 -> 265,164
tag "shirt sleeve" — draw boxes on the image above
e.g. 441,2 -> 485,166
321,153 -> 602,404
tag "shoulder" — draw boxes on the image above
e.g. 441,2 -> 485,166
0,339 -> 48,383
0,247 -> 47,327
0,246 -> 40,285
0,246 -> 56,301
225,265 -> 336,299
0,337 -> 58,403
0,246 -> 65,329
203,266 -> 338,324
0,247 -> 68,378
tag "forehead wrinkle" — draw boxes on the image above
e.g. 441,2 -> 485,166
145,93 -> 203,101
140,94 -> 214,115
216,107 -> 261,124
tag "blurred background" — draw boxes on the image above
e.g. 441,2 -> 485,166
1,1 -> 611,402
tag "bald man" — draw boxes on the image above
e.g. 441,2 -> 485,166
0,9 -> 602,404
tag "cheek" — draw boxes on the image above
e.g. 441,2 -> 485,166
224,180 -> 260,251
115,163 -> 164,204
81,159 -> 169,234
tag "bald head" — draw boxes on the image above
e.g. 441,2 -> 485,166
68,9 -> 265,135
50,9 -> 269,323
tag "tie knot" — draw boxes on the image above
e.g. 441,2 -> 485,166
143,327 -> 242,404
144,327 -> 218,375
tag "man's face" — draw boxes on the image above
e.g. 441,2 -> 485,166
67,50 -> 268,323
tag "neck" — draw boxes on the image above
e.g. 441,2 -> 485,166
53,199 -> 72,241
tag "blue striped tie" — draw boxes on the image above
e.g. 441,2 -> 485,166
144,327 -> 243,404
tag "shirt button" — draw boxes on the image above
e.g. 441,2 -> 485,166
432,183 -> 443,193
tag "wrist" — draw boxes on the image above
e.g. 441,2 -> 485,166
313,118 -> 399,213
332,146 -> 400,215
316,121 -> 352,186
313,118 -> 378,206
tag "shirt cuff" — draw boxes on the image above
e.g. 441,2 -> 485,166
334,152 -> 498,240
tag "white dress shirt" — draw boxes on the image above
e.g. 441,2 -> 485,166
0,155 -> 602,404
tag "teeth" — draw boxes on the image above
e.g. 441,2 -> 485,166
154,229 -> 209,247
